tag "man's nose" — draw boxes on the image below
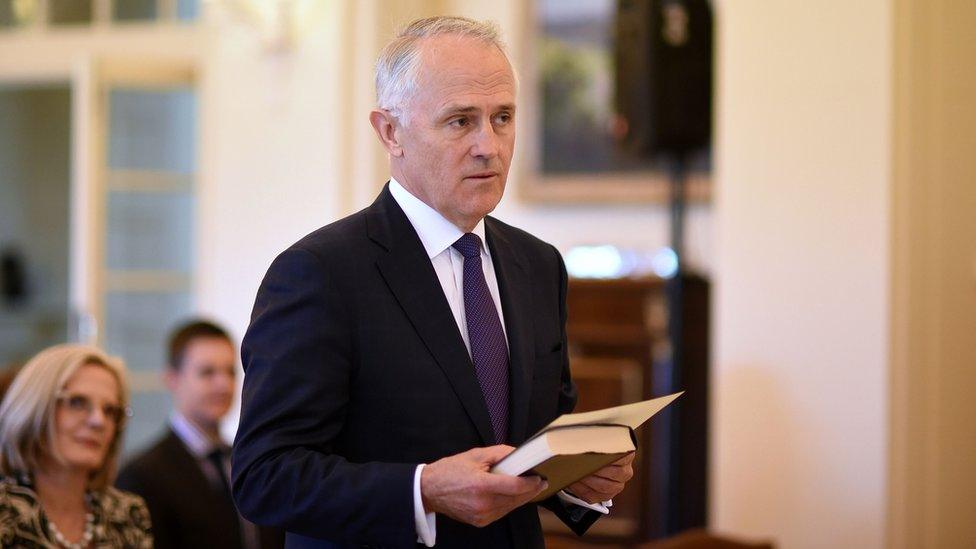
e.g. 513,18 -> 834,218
470,119 -> 501,159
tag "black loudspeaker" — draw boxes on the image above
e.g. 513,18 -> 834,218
649,273 -> 709,538
615,0 -> 713,156
669,273 -> 709,533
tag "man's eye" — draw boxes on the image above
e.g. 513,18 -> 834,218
449,117 -> 469,128
494,113 -> 513,125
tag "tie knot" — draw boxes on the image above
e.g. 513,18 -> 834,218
207,448 -> 225,462
452,233 -> 482,259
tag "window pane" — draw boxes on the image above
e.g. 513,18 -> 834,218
49,0 -> 91,24
123,390 -> 172,455
108,87 -> 196,173
103,291 -> 192,373
114,0 -> 156,21
106,190 -> 194,272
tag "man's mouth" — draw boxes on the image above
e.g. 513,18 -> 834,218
466,171 -> 498,180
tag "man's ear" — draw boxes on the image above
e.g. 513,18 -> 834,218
369,109 -> 404,157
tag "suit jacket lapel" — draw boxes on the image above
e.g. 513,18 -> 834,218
162,430 -> 227,503
162,430 -> 244,543
485,217 -> 535,445
367,185 -> 497,446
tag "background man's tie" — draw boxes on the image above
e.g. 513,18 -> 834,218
453,233 -> 510,443
206,447 -> 233,501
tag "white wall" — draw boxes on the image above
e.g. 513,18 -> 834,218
191,5 -> 346,439
196,6 -> 342,341
712,2 -> 890,547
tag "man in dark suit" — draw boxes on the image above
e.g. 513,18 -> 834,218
117,320 -> 283,549
232,16 -> 635,548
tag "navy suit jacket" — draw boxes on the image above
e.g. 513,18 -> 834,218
232,185 -> 600,548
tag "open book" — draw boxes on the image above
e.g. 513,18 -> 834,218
491,391 -> 683,501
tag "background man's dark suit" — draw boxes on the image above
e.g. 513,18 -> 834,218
117,430 -> 284,549
232,186 -> 600,548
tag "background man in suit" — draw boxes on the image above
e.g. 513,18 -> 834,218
232,16 -> 634,548
117,320 -> 283,549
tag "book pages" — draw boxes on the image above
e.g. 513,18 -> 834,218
544,391 -> 684,431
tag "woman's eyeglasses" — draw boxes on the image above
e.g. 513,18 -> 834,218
57,393 -> 132,424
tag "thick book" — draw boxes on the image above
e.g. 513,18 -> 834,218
491,391 -> 683,501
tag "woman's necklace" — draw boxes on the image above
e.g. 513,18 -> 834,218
46,505 -> 95,549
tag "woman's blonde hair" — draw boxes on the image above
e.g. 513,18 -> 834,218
0,344 -> 130,490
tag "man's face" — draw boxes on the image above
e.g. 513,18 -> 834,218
166,337 -> 236,431
390,35 -> 517,231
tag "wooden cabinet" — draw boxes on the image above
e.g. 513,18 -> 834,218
541,275 -> 710,546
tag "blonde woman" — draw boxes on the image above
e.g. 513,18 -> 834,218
0,344 -> 152,548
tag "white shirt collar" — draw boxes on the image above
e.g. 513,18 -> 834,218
388,177 -> 487,259
169,412 -> 224,458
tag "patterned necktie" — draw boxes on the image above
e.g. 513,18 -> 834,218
453,233 -> 510,443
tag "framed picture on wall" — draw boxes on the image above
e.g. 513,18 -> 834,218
518,0 -> 712,204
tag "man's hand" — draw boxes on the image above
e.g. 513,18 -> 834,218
565,452 -> 636,504
421,445 -> 548,527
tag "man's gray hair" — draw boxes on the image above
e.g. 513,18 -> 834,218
375,16 -> 510,124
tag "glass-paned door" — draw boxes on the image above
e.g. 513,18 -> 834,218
96,65 -> 197,455
0,85 -> 72,372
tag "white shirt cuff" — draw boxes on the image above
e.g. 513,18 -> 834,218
414,464 -> 436,546
557,490 -> 612,515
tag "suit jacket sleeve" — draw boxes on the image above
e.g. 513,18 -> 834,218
232,247 -> 417,546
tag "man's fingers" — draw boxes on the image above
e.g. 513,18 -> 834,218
498,485 -> 547,510
462,476 -> 548,527
469,444 -> 516,465
482,472 -> 547,497
566,481 -> 604,504
612,451 -> 637,466
589,462 -> 634,483
576,474 -> 622,496
560,454 -> 637,505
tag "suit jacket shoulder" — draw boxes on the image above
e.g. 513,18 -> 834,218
485,215 -> 564,275
288,207 -> 371,259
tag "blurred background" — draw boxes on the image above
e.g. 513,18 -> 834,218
0,0 -> 973,548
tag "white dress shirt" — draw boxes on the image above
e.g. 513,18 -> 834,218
388,179 -> 608,547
